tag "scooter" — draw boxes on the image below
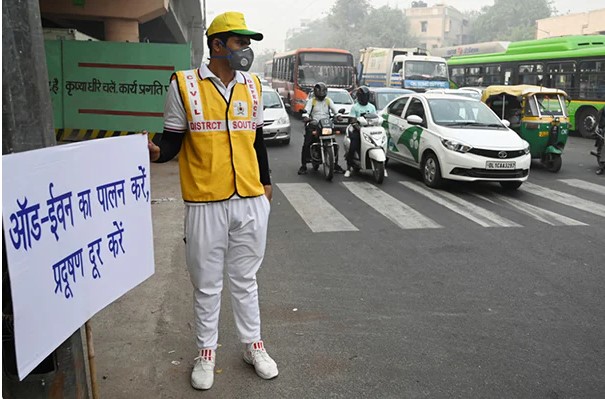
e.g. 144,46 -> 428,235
342,112 -> 388,183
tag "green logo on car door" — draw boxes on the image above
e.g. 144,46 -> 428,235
398,126 -> 423,162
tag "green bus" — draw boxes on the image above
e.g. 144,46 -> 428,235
448,35 -> 605,137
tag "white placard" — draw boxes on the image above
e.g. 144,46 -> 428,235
2,134 -> 155,380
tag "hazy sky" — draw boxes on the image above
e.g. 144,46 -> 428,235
204,0 -> 603,54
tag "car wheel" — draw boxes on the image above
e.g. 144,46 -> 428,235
422,152 -> 442,188
500,181 -> 523,190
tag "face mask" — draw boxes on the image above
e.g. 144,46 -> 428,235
215,41 -> 255,71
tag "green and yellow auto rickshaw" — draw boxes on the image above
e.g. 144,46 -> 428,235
481,85 -> 569,172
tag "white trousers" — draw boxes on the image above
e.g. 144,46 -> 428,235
184,195 -> 270,350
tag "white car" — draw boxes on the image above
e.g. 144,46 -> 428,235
262,87 -> 291,145
327,88 -> 354,130
382,93 -> 531,189
327,88 -> 354,114
425,88 -> 481,100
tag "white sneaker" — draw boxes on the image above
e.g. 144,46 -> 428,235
344,169 -> 351,178
191,349 -> 215,390
384,169 -> 388,177
243,341 -> 278,379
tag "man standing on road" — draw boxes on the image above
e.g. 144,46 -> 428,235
147,11 -> 278,391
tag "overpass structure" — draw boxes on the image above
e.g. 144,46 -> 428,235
39,0 -> 205,66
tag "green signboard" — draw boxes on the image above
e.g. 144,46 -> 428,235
46,40 -> 190,134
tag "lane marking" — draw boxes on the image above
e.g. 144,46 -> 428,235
276,183 -> 358,232
472,193 -> 587,226
343,182 -> 441,229
401,182 -> 520,227
521,182 -> 605,218
558,179 -> 605,196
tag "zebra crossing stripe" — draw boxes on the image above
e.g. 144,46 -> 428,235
521,182 -> 605,218
558,179 -> 605,196
343,182 -> 441,229
276,183 -> 358,232
401,182 -> 520,227
472,193 -> 587,226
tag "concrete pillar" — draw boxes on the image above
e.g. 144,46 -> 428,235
104,18 -> 139,42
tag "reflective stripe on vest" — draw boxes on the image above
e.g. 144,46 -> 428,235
174,69 -> 264,202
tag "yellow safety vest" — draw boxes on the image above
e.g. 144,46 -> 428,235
173,69 -> 264,202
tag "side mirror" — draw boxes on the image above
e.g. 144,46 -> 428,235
284,102 -> 291,110
406,115 -> 423,125
501,119 -> 511,127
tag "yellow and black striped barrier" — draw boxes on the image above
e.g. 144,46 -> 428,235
55,129 -> 160,143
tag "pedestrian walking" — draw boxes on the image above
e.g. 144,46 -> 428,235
147,10 -> 278,391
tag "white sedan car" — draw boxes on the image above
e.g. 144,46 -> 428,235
262,87 -> 291,145
382,93 -> 531,189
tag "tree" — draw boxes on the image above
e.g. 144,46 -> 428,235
360,6 -> 415,49
467,0 -> 556,43
286,18 -> 333,50
285,2 -> 411,62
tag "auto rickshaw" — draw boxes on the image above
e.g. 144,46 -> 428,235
481,85 -> 569,172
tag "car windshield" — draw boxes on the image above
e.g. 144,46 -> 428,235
404,61 -> 448,81
329,91 -> 353,104
262,91 -> 282,109
428,98 -> 505,128
376,92 -> 407,110
298,65 -> 354,87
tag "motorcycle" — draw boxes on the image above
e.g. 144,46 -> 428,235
307,116 -> 339,181
590,119 -> 605,175
342,112 -> 388,183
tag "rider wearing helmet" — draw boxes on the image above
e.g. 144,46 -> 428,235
298,82 -> 345,175
344,86 -> 377,177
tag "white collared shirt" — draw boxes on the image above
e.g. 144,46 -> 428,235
163,64 -> 264,133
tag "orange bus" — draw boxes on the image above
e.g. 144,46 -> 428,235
263,60 -> 273,85
271,48 -> 356,113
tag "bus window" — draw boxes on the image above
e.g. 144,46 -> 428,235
579,60 -> 605,100
547,62 -> 575,93
484,65 -> 501,85
451,67 -> 465,87
466,66 -> 483,86
518,63 -> 544,85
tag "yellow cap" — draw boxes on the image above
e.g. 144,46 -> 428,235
206,11 -> 263,41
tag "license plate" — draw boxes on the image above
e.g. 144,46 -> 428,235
486,160 -> 516,169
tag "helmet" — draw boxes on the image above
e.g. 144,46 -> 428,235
357,86 -> 370,106
313,82 -> 327,101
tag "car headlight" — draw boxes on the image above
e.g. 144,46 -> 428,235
441,138 -> 472,153
523,144 -> 530,155
276,116 -> 289,125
